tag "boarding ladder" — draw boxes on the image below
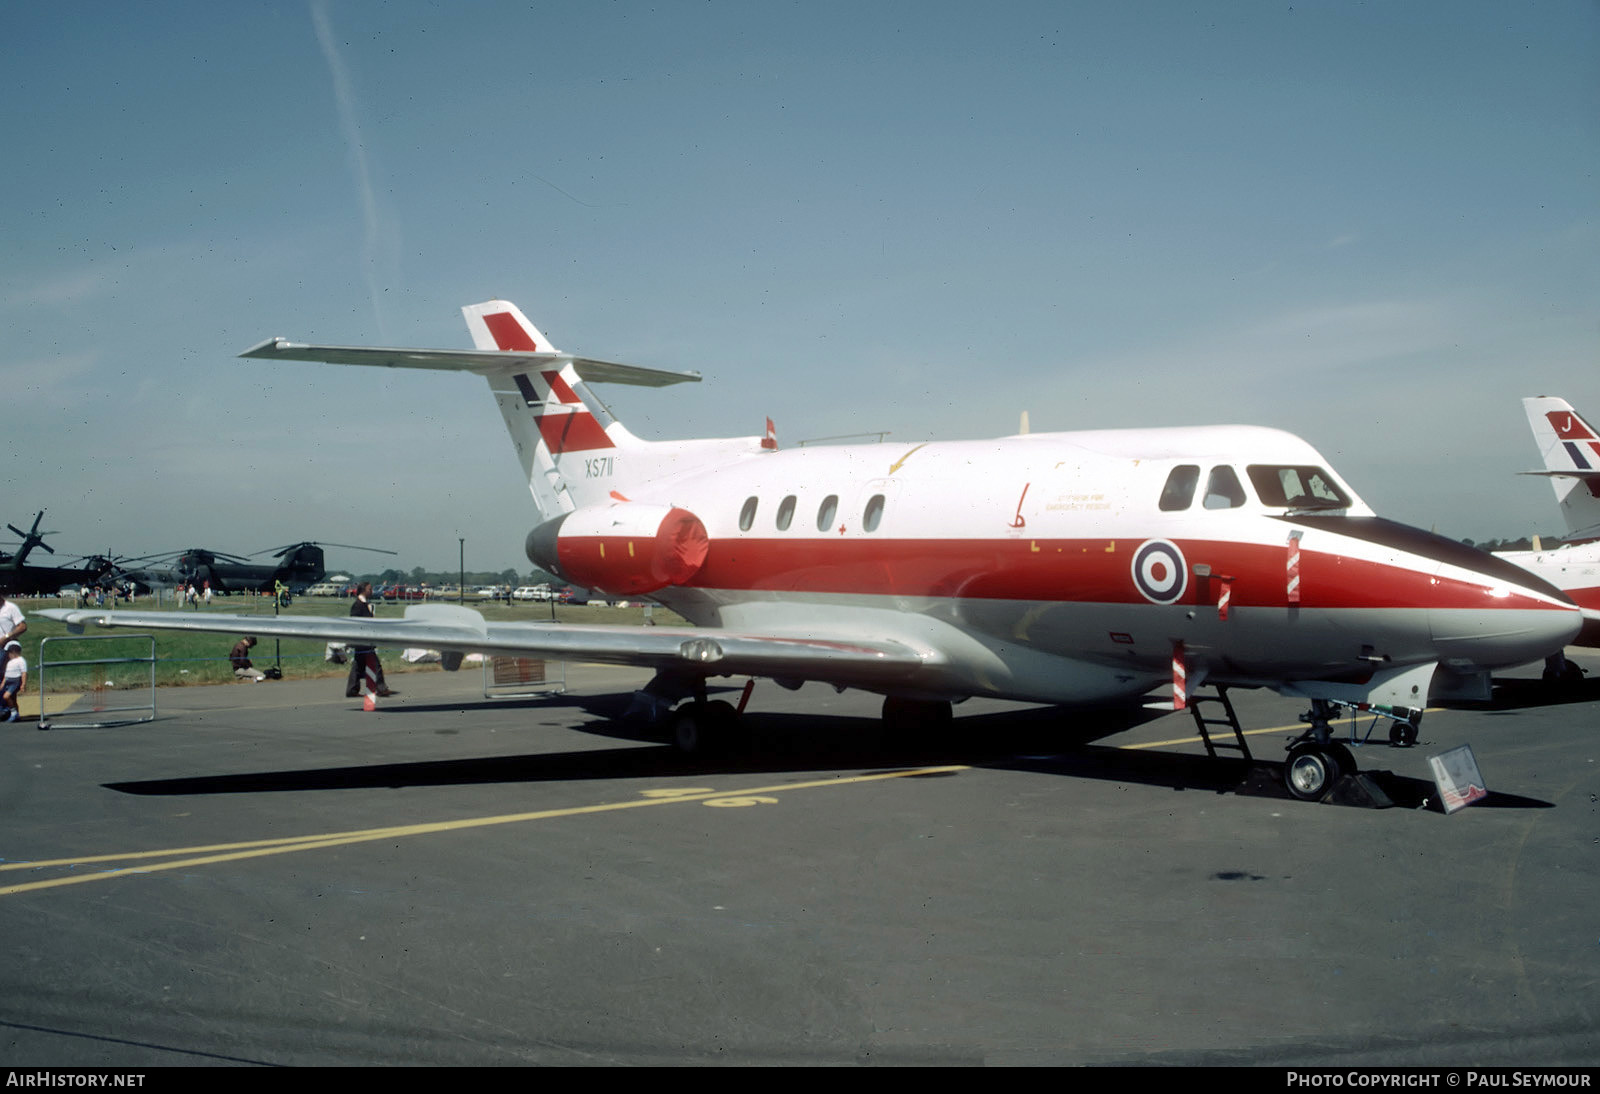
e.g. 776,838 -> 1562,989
1186,685 -> 1252,762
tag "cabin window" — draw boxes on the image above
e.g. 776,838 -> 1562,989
1159,465 -> 1200,511
1203,465 -> 1247,509
1247,465 -> 1351,510
863,494 -> 885,532
776,494 -> 796,531
739,496 -> 759,531
817,494 -> 839,531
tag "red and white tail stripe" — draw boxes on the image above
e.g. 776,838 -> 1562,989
466,302 -> 618,456
511,369 -> 616,454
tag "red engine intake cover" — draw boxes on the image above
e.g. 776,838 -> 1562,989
551,504 -> 709,596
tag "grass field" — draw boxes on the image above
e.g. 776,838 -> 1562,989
12,594 -> 684,692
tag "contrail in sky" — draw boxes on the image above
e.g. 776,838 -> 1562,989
311,0 -> 394,338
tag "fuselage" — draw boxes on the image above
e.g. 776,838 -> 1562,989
537,425 -> 1580,704
1496,541 -> 1600,646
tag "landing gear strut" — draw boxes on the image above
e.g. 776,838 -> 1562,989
1285,698 -> 1417,802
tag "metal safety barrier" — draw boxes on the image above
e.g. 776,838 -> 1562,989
37,634 -> 157,730
482,655 -> 566,701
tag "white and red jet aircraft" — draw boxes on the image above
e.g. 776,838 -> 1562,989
1495,396 -> 1600,653
45,302 -> 1581,800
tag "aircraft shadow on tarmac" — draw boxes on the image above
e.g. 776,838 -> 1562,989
1440,672 -> 1600,713
103,688 -> 1553,812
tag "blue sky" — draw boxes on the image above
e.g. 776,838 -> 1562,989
3,1 -> 1596,573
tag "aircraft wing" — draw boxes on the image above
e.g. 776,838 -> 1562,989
239,339 -> 701,388
37,605 -> 940,688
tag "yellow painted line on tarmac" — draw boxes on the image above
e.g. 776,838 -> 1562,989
1121,718 -> 1305,751
0,765 -> 967,899
1124,706 -> 1440,751
1,705 -> 1437,898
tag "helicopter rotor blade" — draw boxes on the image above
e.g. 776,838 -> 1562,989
185,549 -> 254,565
253,541 -> 398,558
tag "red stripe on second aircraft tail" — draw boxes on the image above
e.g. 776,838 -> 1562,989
1549,411 -> 1599,442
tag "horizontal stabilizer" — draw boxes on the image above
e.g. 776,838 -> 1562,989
1518,469 -> 1600,481
239,339 -> 701,387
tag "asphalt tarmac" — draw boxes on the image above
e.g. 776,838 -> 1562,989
1,653 -> 1597,1066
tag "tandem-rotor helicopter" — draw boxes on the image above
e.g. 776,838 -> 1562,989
0,511 -> 135,597
124,541 -> 397,601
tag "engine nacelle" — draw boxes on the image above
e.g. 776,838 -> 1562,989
526,503 -> 709,596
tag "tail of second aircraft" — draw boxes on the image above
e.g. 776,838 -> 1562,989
1522,396 -> 1600,539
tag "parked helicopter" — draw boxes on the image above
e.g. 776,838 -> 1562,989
0,511 -> 133,597
124,541 -> 396,601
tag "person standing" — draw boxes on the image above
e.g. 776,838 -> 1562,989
0,594 -> 25,646
2,641 -> 27,722
345,583 -> 394,698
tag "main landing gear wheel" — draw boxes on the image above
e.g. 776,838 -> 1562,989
671,699 -> 738,757
881,697 -> 954,741
1284,741 -> 1343,802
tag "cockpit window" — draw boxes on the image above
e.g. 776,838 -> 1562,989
1203,465 -> 1247,510
1159,465 -> 1200,511
1247,465 -> 1350,510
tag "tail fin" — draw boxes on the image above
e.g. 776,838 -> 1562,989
462,299 -> 559,355
1521,396 -> 1600,539
460,301 -> 769,519
465,301 -> 640,517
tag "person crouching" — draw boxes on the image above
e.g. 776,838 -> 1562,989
230,636 -> 266,682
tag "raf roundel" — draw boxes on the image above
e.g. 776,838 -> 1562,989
1131,539 -> 1189,605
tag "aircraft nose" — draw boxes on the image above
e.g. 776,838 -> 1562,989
1295,515 -> 1582,670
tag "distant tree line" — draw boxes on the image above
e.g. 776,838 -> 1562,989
351,566 -> 561,587
1459,536 -> 1565,553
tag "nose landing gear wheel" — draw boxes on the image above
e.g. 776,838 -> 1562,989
1285,742 -> 1341,802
